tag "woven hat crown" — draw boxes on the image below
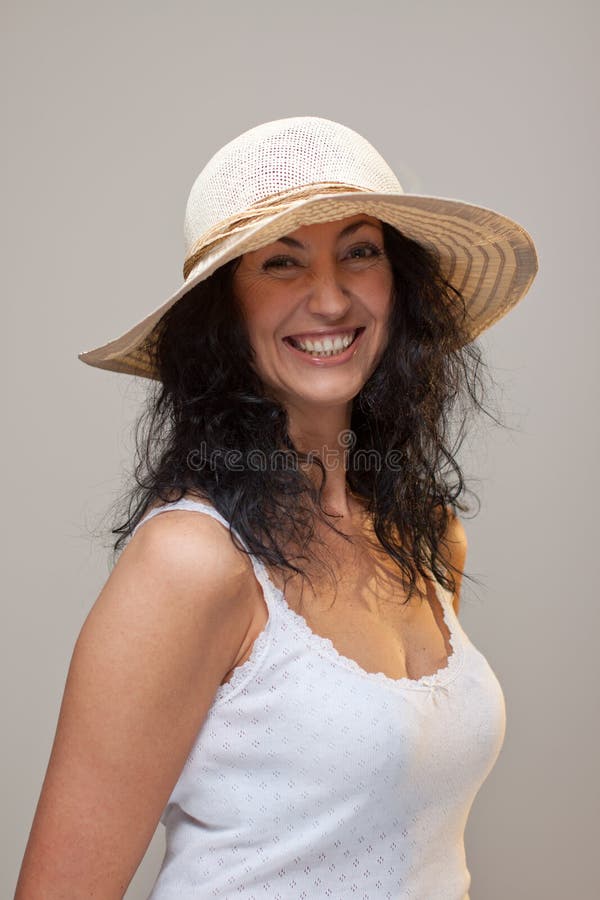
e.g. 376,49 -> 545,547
183,116 -> 403,259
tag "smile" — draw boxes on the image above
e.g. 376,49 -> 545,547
283,328 -> 364,360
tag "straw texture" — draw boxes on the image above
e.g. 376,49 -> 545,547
78,117 -> 538,379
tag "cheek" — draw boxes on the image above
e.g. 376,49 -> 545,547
247,304 -> 283,346
239,281 -> 295,340
238,296 -> 287,370
365,269 -> 394,320
235,280 -> 271,340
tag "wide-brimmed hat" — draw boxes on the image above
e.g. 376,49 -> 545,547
78,116 -> 538,380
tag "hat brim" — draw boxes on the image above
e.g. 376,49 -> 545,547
78,191 -> 538,379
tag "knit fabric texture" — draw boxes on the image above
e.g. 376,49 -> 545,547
183,117 -> 403,258
129,499 -> 506,899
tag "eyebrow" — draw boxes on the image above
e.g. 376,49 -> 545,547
275,219 -> 382,249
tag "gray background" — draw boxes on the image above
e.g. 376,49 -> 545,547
3,1 -> 598,897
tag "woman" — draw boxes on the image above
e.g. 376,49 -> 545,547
16,116 -> 538,899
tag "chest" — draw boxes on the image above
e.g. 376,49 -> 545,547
234,518 -> 454,685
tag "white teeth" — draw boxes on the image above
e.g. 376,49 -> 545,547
291,330 -> 357,356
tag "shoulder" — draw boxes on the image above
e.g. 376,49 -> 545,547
443,508 -> 467,554
82,497 -> 260,696
432,503 -> 467,550
124,496 -> 255,600
437,506 -> 468,615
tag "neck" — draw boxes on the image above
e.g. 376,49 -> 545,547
286,401 -> 355,517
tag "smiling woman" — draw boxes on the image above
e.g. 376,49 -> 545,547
232,216 -> 393,408
16,116 -> 538,900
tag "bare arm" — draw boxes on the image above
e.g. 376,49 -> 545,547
15,510 -> 257,899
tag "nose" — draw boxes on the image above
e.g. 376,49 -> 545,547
304,264 -> 352,319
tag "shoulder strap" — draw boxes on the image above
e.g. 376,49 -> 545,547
128,497 -> 281,611
130,497 -> 231,540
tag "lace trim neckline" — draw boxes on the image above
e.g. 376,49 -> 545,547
216,556 -> 465,700
265,561 -> 464,690
135,499 -> 465,699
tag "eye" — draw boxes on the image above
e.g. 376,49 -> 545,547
344,242 -> 384,262
261,255 -> 300,271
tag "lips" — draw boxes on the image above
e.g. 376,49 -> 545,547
282,327 -> 366,365
283,327 -> 364,352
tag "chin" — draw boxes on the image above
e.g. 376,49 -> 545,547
265,371 -> 370,410
293,387 -> 363,408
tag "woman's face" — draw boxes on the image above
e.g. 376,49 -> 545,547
232,215 -> 394,412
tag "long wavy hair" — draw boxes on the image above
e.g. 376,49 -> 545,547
104,222 -> 502,604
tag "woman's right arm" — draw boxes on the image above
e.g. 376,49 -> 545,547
14,509 -> 258,899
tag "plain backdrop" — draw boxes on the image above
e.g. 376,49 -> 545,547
3,1 -> 598,898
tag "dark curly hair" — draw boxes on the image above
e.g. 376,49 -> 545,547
104,222 -> 502,604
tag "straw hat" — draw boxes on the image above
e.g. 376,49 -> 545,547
78,116 -> 538,380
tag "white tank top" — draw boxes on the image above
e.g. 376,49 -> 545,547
130,498 -> 506,899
